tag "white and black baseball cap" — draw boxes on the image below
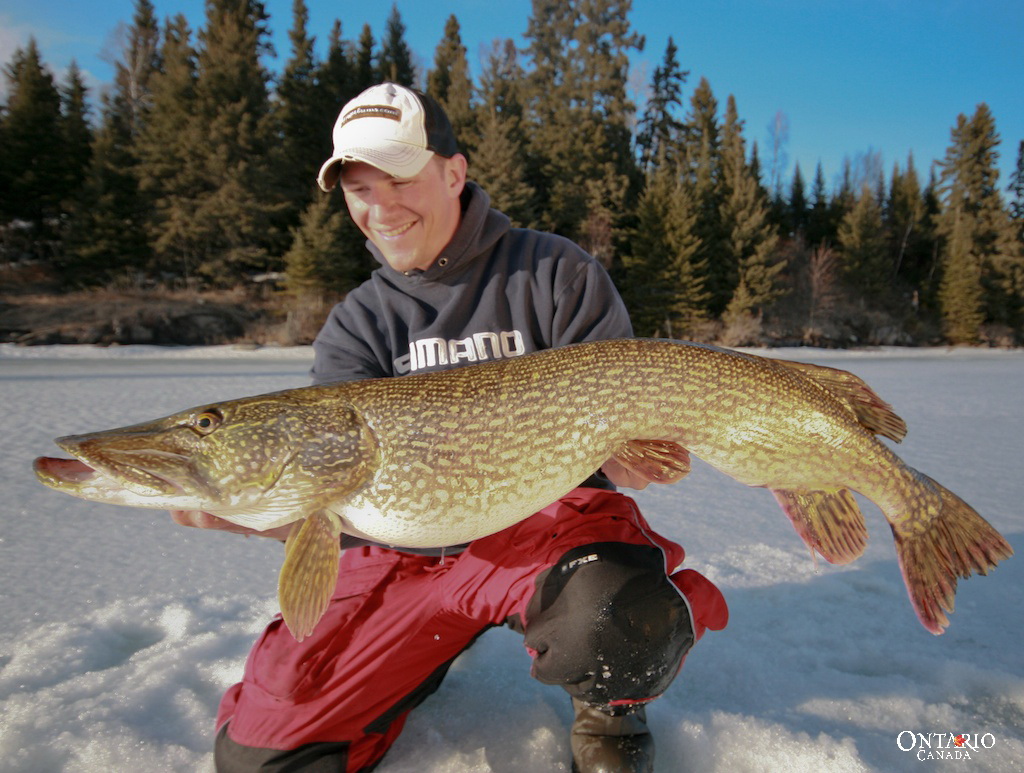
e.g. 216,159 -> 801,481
317,82 -> 460,191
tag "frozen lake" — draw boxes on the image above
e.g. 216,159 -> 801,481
1,344 -> 1022,772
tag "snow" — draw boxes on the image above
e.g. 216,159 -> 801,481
1,344 -> 1021,772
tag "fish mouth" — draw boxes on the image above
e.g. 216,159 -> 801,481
33,456 -> 99,486
34,438 -> 190,499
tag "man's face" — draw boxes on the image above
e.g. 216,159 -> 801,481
339,155 -> 467,274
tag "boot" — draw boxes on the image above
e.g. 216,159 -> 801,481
569,698 -> 655,773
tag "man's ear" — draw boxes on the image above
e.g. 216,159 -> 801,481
444,153 -> 468,198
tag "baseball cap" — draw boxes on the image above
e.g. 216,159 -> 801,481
316,82 -> 459,191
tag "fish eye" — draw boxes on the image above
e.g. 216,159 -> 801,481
191,409 -> 223,435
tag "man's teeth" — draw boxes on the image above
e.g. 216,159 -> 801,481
377,222 -> 415,238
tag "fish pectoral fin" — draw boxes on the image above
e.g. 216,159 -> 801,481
278,509 -> 342,642
613,439 -> 692,484
771,488 -> 868,565
772,359 -> 908,443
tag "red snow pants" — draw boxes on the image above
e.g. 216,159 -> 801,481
214,488 -> 727,772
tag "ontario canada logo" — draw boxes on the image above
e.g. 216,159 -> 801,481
896,731 -> 996,761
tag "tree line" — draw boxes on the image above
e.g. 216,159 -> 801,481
2,0 -> 1023,346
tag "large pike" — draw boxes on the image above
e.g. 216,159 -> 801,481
34,339 -> 1011,640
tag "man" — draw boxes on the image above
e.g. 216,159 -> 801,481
178,83 -> 727,773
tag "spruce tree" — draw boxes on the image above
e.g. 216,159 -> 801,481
719,94 -> 782,328
285,191 -> 367,296
935,104 -> 1022,341
427,15 -> 477,157
471,39 -> 537,227
274,0 -> 326,228
62,95 -> 151,283
353,24 -> 376,93
806,162 -> 833,246
473,111 -> 538,228
838,184 -> 890,303
113,0 -> 161,139
59,61 -> 93,195
0,39 -> 66,240
318,21 -> 354,117
620,156 -> 708,337
636,36 -> 687,173
523,0 -> 643,256
377,6 -> 415,86
679,77 -> 729,312
134,14 -> 201,278
1009,140 -> 1024,245
886,154 -> 932,293
188,0 -> 281,279
788,163 -> 807,236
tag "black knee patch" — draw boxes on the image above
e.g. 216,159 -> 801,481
523,542 -> 694,705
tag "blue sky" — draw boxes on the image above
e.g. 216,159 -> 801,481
2,0 -> 1022,192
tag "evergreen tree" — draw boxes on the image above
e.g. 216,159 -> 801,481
427,15 -> 477,157
113,0 -> 161,138
620,157 -> 708,338
59,61 -> 93,194
679,77 -> 728,311
886,154 -> 932,294
838,184 -> 890,302
62,95 -> 151,282
377,5 -> 415,86
187,0 -> 281,279
636,36 -> 687,173
472,110 -> 537,228
1009,140 -> 1024,244
935,104 -> 1023,341
472,39 -> 537,227
353,24 -> 376,93
719,94 -> 783,326
284,190 -> 368,296
134,14 -> 201,277
0,39 -> 65,239
318,21 -> 354,117
64,1 -> 168,281
806,162 -> 833,246
273,0 -> 326,226
788,163 -> 807,236
522,0 -> 643,258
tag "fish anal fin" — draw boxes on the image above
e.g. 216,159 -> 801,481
772,488 -> 868,565
773,359 -> 908,443
278,510 -> 342,642
613,439 -> 691,484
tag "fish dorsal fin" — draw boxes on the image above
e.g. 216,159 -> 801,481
612,439 -> 692,484
772,359 -> 908,443
278,510 -> 342,641
771,488 -> 868,565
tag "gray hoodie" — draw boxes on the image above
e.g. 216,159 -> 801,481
311,183 -> 633,384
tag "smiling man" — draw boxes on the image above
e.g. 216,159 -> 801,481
207,83 -> 727,773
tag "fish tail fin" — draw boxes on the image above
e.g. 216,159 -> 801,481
892,472 -> 1013,635
278,510 -> 342,641
772,488 -> 868,564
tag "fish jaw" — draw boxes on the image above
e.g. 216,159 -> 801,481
33,455 -> 202,509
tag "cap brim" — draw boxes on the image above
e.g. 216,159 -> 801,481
316,145 -> 435,191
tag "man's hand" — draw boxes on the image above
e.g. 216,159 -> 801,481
170,510 -> 295,542
601,457 -> 651,490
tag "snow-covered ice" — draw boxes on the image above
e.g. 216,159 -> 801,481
1,343 -> 1021,772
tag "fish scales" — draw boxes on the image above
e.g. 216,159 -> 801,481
33,338 -> 1012,640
